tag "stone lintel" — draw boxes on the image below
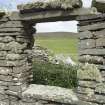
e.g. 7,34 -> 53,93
9,8 -> 97,22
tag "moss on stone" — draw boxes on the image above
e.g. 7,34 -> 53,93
77,63 -> 102,82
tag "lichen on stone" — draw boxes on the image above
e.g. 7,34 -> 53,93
95,83 -> 105,94
17,0 -> 82,11
77,63 -> 103,82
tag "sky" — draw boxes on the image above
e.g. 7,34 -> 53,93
0,0 -> 92,33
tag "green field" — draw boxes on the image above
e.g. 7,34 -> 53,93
35,32 -> 78,61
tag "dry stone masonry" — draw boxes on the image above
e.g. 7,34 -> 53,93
0,12 -> 35,105
77,13 -> 105,105
0,0 -> 105,105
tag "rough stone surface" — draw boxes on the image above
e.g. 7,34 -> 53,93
22,84 -> 78,104
17,0 -> 82,13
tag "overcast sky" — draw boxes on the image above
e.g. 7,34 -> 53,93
0,0 -> 92,33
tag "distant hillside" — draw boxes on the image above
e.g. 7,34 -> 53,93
35,32 -> 78,38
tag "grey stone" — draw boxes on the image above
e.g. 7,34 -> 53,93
78,80 -> 97,88
79,49 -> 105,55
79,55 -> 104,64
7,41 -> 27,53
79,39 -> 95,49
96,38 -> 105,47
78,31 -> 93,39
0,28 -> 24,33
0,32 -> 22,36
13,66 -> 32,74
22,84 -> 78,104
6,54 -> 26,61
17,0 -> 82,12
0,21 -> 24,28
0,60 -> 26,67
10,8 -> 97,22
79,22 -> 105,32
8,84 -> 27,92
0,75 -> 12,82
77,86 -> 94,95
0,67 -> 12,75
93,29 -> 105,38
0,99 -> 9,105
78,100 -> 98,105
95,83 -> 105,94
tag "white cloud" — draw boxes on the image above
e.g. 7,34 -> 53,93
36,21 -> 78,33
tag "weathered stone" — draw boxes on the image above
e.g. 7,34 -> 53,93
79,55 -> 104,64
0,99 -> 9,105
79,39 -> 95,49
22,84 -> 78,104
78,100 -> 98,105
78,31 -> 93,39
78,80 -> 98,89
77,63 -> 102,82
7,41 -> 27,53
13,66 -> 32,74
79,22 -> 105,32
79,49 -> 105,55
0,21 -> 24,28
0,28 -> 24,33
77,86 -> 94,95
93,29 -> 105,38
0,75 -> 12,82
0,43 -> 9,51
0,60 -> 26,67
0,67 -> 12,75
95,83 -> 105,94
17,0 -> 82,12
9,8 -> 97,22
96,38 -> 105,47
6,54 -> 26,61
8,84 -> 27,92
0,32 -> 21,36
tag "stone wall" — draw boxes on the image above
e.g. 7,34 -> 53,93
77,14 -> 105,105
0,14 -> 35,105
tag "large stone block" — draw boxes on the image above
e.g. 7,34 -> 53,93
22,84 -> 79,105
17,0 -> 82,12
96,38 -> 105,47
79,22 -> 105,32
79,55 -> 104,64
79,49 -> 105,55
93,29 -> 105,38
0,21 -> 24,28
79,39 -> 95,49
77,64 -> 102,82
78,31 -> 93,39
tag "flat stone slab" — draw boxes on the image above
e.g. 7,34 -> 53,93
22,84 -> 78,104
92,0 -> 105,13
17,0 -> 82,13
9,8 -> 97,22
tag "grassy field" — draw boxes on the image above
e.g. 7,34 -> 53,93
35,32 -> 78,61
